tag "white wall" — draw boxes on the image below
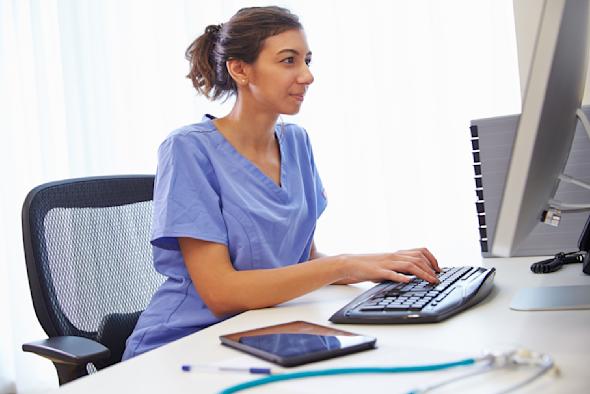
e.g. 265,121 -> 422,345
293,1 -> 521,263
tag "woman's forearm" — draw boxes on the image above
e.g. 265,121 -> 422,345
182,238 -> 439,317
310,247 -> 351,284
210,255 -> 346,316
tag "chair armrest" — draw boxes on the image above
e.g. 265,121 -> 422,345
23,336 -> 111,365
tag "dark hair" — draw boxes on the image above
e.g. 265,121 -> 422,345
185,6 -> 302,101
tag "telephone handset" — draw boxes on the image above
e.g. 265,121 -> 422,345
579,214 -> 590,274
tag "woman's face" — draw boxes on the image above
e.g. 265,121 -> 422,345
244,29 -> 314,115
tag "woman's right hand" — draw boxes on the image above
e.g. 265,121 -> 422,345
335,248 -> 441,285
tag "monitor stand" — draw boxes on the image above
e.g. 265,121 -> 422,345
510,285 -> 590,311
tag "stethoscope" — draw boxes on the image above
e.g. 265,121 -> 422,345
218,348 -> 556,394
409,348 -> 556,394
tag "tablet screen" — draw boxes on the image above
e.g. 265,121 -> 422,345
220,321 -> 376,367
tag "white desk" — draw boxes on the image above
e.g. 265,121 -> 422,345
53,258 -> 589,393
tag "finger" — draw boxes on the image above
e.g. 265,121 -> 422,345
417,248 -> 441,272
381,269 -> 411,283
391,260 -> 439,284
401,249 -> 440,273
394,254 -> 437,276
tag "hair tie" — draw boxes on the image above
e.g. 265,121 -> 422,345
207,23 -> 223,35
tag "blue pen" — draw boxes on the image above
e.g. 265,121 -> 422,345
181,364 -> 274,375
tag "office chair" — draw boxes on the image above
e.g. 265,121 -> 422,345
21,175 -> 165,385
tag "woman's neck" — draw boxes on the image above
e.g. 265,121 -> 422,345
215,99 -> 279,155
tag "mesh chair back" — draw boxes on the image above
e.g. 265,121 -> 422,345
22,176 -> 165,368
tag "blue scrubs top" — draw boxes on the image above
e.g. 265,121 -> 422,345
122,115 -> 327,359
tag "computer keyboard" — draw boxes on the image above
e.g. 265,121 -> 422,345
329,266 -> 496,324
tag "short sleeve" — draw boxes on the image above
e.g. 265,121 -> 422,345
303,129 -> 328,219
150,134 -> 228,250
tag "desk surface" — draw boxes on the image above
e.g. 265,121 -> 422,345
53,257 -> 589,393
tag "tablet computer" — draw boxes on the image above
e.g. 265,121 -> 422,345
219,321 -> 376,367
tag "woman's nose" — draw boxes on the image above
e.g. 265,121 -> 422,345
299,65 -> 314,85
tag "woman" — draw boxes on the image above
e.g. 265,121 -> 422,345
123,6 -> 440,360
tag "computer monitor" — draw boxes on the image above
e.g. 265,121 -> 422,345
493,0 -> 590,257
492,0 -> 590,310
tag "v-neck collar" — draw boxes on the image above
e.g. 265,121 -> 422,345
205,115 -> 288,198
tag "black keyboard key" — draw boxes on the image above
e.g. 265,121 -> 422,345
385,305 -> 412,311
360,305 -> 384,312
436,286 -> 458,302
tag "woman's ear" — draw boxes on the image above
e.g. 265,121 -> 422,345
226,59 -> 250,86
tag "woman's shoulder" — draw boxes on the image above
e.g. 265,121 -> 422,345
280,122 -> 317,157
156,118 -> 223,171
280,122 -> 311,144
165,118 -> 217,143
159,117 -> 220,153
281,121 -> 305,134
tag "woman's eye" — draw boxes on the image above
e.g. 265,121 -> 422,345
282,57 -> 295,64
305,58 -> 312,66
